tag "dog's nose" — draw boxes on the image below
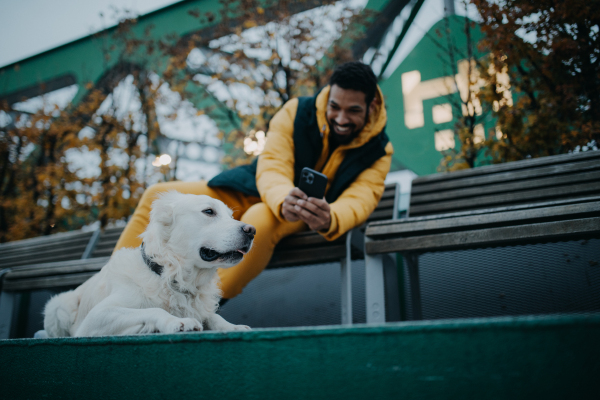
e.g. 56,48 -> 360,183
241,224 -> 256,237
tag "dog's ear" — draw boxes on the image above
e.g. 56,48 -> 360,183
150,192 -> 176,227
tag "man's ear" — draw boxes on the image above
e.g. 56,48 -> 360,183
369,96 -> 380,116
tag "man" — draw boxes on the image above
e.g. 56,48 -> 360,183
114,61 -> 393,302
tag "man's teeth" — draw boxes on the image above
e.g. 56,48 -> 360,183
336,126 -> 350,132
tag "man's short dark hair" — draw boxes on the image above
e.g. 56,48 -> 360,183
329,62 -> 378,106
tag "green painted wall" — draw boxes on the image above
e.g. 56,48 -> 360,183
0,0 -> 226,103
1,314 -> 599,399
380,16 -> 487,175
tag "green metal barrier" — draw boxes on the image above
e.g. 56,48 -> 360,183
1,314 -> 598,399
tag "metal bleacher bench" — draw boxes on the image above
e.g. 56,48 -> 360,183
364,151 -> 600,323
0,184 -> 399,338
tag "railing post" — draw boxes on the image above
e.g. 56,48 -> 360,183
365,236 -> 386,324
340,231 -> 353,325
81,228 -> 102,259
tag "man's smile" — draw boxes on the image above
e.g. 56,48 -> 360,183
332,122 -> 354,135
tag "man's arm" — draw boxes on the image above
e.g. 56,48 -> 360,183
255,99 -> 299,221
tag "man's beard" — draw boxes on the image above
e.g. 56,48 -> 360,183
328,121 -> 361,146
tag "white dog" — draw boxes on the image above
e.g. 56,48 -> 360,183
43,191 -> 255,337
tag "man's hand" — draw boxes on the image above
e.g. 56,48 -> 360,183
282,187 -> 331,231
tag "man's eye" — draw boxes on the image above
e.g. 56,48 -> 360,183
203,209 -> 215,216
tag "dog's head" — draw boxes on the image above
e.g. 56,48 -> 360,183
140,191 -> 255,269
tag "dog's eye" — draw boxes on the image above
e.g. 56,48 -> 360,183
202,208 -> 215,216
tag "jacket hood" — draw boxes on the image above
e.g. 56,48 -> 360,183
315,84 -> 387,149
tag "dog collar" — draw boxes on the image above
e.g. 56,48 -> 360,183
141,243 -> 164,276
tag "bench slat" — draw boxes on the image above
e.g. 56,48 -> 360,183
376,196 -> 600,225
92,243 -> 120,252
91,249 -> 116,258
276,232 -> 339,249
0,243 -> 91,263
411,170 -> 600,205
366,201 -> 600,238
410,181 -> 600,216
4,257 -> 109,281
0,230 -> 93,250
366,217 -> 600,254
1,254 -> 93,269
367,208 -> 396,221
380,188 -> 397,200
412,158 -> 600,195
0,239 -> 89,265
412,150 -> 600,186
3,272 -> 99,292
268,245 -> 347,268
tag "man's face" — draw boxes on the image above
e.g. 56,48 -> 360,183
326,84 -> 375,145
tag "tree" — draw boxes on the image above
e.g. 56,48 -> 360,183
472,0 -> 599,163
0,15 -> 186,242
434,10 -> 496,172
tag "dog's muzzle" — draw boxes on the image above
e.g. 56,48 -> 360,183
200,224 -> 256,262
200,225 -> 255,262
199,244 -> 251,262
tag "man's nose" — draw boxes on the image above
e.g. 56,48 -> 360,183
335,111 -> 349,125
241,224 -> 256,238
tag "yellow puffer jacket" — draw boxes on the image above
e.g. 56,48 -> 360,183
256,85 -> 393,241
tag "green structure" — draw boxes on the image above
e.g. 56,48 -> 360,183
380,15 -> 487,175
0,0 -> 243,143
1,314 -> 598,399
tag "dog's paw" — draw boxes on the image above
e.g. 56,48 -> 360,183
160,317 -> 203,333
230,324 -> 251,331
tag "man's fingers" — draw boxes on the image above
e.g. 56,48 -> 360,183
282,203 -> 301,222
297,198 -> 329,215
289,187 -> 308,200
284,195 -> 299,206
295,206 -> 318,223
295,205 -> 326,225
295,206 -> 329,231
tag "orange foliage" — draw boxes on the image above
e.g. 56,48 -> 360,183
473,0 -> 600,162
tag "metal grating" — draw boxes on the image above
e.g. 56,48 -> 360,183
219,261 -> 368,328
402,238 -> 600,320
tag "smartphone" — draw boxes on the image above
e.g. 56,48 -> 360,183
298,167 -> 328,199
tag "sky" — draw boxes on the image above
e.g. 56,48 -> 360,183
0,0 -> 183,68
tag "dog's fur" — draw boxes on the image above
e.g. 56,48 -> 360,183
44,191 -> 254,337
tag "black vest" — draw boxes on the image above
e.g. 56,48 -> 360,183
208,94 -> 389,203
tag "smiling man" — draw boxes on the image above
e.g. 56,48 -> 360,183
114,61 -> 393,302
